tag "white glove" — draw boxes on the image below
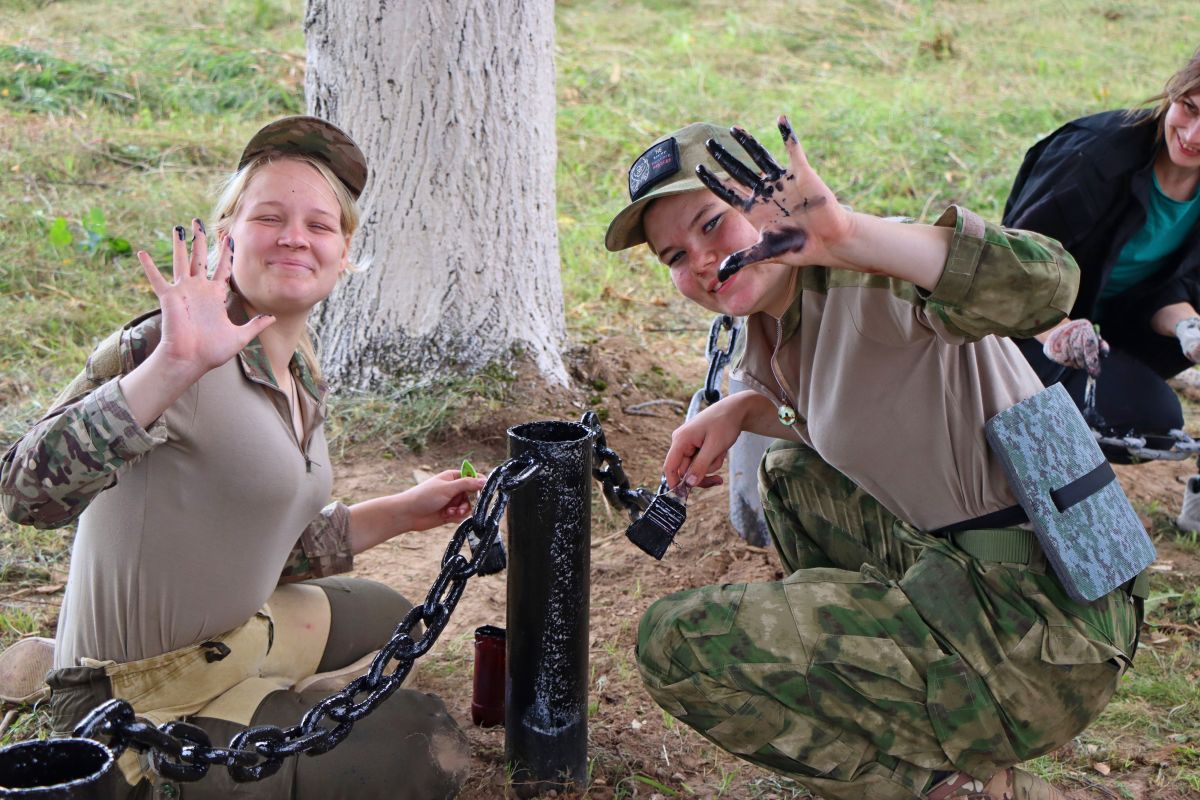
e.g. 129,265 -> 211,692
1042,319 -> 1109,377
1175,316 -> 1200,363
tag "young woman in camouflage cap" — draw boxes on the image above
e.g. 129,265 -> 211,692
0,116 -> 476,799
605,117 -> 1141,800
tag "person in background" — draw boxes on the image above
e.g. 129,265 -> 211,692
0,117 -> 478,799
604,117 -> 1140,800
1004,46 -> 1200,530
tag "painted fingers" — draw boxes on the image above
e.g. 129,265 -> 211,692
696,115 -> 823,281
137,219 -> 221,295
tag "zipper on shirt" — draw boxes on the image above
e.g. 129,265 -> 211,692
768,316 -> 799,428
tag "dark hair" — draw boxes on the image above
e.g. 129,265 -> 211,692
1128,46 -> 1200,139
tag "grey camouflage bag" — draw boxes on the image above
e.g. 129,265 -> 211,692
985,383 -> 1155,602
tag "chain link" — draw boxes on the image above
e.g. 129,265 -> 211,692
686,314 -> 739,418
73,455 -> 539,783
589,314 -> 741,521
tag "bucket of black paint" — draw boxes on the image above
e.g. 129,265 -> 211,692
0,737 -> 113,799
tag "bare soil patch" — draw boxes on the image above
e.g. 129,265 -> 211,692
333,333 -> 1200,800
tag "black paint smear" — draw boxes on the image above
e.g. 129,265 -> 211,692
717,226 -> 808,282
174,225 -> 185,241
731,126 -> 784,180
795,195 -> 828,214
705,137 -> 761,191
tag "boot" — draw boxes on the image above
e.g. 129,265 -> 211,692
1177,475 -> 1200,533
926,767 -> 1066,800
0,636 -> 54,706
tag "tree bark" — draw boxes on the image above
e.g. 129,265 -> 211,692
304,0 -> 566,390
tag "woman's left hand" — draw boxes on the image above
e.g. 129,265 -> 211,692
697,115 -> 853,281
399,469 -> 488,531
348,470 -> 488,552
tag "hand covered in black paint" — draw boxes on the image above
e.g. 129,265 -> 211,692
697,115 -> 852,281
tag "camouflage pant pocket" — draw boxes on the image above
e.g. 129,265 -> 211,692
636,583 -> 747,686
807,635 -> 947,770
707,689 -> 865,779
926,653 -> 1018,778
984,619 -> 1122,759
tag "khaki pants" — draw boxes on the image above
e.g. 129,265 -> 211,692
48,577 -> 469,799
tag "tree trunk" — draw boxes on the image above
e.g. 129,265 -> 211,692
304,0 -> 566,390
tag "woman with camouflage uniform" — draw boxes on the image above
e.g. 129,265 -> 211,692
0,117 -> 476,799
604,118 -> 1142,800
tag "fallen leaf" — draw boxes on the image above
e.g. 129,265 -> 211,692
1093,762 -> 1110,775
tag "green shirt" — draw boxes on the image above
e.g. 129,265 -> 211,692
1098,172 -> 1200,318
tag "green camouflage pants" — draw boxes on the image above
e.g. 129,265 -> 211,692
637,440 -> 1138,800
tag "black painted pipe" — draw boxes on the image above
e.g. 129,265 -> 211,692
504,420 -> 592,796
0,738 -> 113,799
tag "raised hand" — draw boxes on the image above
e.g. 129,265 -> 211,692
137,219 -> 275,379
697,115 -> 851,281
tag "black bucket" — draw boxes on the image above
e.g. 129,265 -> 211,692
0,738 -> 114,799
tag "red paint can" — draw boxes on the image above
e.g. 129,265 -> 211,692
471,625 -> 506,727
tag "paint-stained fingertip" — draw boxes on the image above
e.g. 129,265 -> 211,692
717,257 -> 745,282
778,115 -> 796,143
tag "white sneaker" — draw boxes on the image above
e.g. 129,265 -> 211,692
1177,475 -> 1200,533
0,636 -> 54,706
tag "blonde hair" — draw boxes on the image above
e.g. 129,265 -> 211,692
1129,46 -> 1200,140
208,154 -> 363,381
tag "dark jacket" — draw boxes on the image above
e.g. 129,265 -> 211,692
1003,109 -> 1200,330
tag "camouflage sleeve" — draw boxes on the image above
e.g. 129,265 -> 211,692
278,501 -> 354,583
0,378 -> 167,529
920,205 -> 1080,340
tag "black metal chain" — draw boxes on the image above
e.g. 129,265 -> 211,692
73,455 -> 539,784
590,314 -> 741,521
582,410 -> 658,519
687,314 -> 739,418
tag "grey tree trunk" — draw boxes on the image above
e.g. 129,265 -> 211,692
304,0 -> 567,390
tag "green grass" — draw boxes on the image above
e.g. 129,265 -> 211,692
2,0 -> 1200,788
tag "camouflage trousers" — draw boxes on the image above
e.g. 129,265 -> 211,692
637,440 -> 1139,800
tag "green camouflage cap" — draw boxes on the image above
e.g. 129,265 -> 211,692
604,122 -> 740,252
239,116 -> 369,200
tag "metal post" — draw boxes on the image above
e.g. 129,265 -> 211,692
0,738 -> 113,799
505,420 -> 592,796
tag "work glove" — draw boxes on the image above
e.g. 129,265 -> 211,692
1176,316 -> 1200,363
1042,318 -> 1108,377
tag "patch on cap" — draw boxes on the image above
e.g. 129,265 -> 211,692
628,138 -> 681,201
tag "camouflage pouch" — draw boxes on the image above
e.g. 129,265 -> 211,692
985,383 -> 1155,602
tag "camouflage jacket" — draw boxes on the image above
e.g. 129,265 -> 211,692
0,302 -> 353,583
731,206 -> 1081,530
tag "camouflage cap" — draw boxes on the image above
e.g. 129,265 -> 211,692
239,116 -> 368,200
604,122 -> 740,252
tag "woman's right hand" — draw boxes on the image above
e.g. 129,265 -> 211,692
137,219 -> 276,378
1040,318 -> 1108,377
118,220 -> 277,429
696,116 -> 852,282
663,395 -> 750,491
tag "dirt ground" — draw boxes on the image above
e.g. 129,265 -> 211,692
324,330 -> 1200,800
